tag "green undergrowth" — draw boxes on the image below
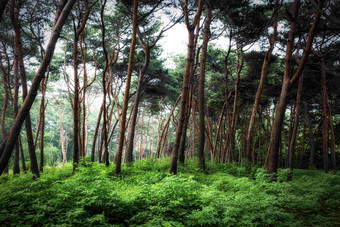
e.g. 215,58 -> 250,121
0,158 -> 339,226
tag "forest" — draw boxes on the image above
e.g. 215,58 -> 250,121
0,0 -> 339,225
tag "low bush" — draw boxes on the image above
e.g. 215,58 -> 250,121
0,158 -> 339,226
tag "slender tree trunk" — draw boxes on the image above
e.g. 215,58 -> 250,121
59,101 -> 67,163
115,0 -> 138,175
327,104 -> 336,171
91,105 -> 103,162
320,57 -> 328,172
304,101 -> 316,168
39,77 -> 48,172
197,1 -> 211,171
11,0 -> 39,176
125,47 -> 149,165
246,6 -> 278,169
287,74 -> 304,179
0,0 -> 77,176
19,137 -> 26,171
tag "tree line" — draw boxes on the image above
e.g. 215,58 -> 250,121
0,0 -> 339,180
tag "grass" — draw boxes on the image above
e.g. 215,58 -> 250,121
0,158 -> 339,226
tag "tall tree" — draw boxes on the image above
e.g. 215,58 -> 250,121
267,0 -> 323,177
246,1 -> 279,169
169,0 -> 204,174
10,0 -> 39,176
197,0 -> 212,171
115,0 -> 138,175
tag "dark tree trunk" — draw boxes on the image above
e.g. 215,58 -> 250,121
327,104 -> 336,171
10,0 -> 39,176
304,101 -> 316,169
0,0 -> 77,176
320,57 -> 328,172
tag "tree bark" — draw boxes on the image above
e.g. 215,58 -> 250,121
327,103 -> 336,171
288,74 -> 304,179
169,0 -> 204,174
197,0 -> 211,171
246,5 -> 278,169
72,0 -> 89,170
304,101 -> 316,168
0,0 -> 77,176
58,101 -> 67,163
115,0 -> 138,175
267,0 -> 322,177
320,56 -> 328,172
10,0 -> 39,176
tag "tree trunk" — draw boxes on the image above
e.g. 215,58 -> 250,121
246,6 -> 278,169
59,101 -> 67,163
10,0 -> 39,176
197,1 -> 211,171
125,44 -> 149,165
169,0 -> 204,174
320,56 -> 328,172
288,74 -> 304,180
39,77 -> 48,172
0,0 -> 77,176
267,0 -> 322,177
115,0 -> 138,175
304,101 -> 316,169
327,104 -> 336,171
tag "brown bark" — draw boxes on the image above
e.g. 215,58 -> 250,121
39,77 -> 48,172
246,5 -> 278,168
125,41 -> 149,165
197,1 -> 211,171
115,0 -> 138,175
0,0 -> 77,176
100,0 -> 109,166
169,0 -> 204,174
267,0 -> 322,177
72,0 -> 89,170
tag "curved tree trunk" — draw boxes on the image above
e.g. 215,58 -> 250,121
267,0 -> 322,178
246,6 -> 278,169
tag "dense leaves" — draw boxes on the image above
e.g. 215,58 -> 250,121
0,158 -> 339,226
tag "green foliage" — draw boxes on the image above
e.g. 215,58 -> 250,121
0,159 -> 339,226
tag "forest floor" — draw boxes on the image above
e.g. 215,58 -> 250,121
0,158 -> 339,226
